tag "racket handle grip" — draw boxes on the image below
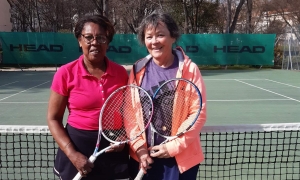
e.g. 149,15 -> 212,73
88,155 -> 97,163
72,155 -> 97,180
134,169 -> 145,180
73,172 -> 82,180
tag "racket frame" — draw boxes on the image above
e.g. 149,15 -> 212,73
73,84 -> 154,180
134,78 -> 202,180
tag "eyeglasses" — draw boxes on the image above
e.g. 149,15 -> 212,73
80,34 -> 107,44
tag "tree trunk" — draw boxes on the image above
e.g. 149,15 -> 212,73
35,0 -> 41,32
103,0 -> 108,16
229,0 -> 246,33
182,0 -> 189,34
246,0 -> 252,34
226,0 -> 231,33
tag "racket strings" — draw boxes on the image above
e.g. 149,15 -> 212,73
153,90 -> 175,136
139,90 -> 154,128
101,86 -> 153,143
101,89 -> 128,142
133,79 -> 202,180
152,79 -> 202,137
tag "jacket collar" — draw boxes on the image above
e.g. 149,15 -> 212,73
134,46 -> 188,75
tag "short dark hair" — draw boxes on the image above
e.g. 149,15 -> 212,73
137,11 -> 180,45
74,15 -> 115,43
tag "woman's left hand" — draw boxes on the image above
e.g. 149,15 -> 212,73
106,143 -> 125,153
149,144 -> 171,158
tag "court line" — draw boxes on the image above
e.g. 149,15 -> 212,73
0,81 -> 50,101
16,80 -> 51,82
0,81 -> 19,87
208,99 -> 291,102
265,79 -> 300,89
235,79 -> 300,103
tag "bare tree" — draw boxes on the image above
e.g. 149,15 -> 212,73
267,0 -> 300,40
245,0 -> 252,33
110,0 -> 158,34
8,0 -> 37,32
182,0 -> 189,34
176,0 -> 221,33
89,0 -> 109,16
250,0 -> 268,33
229,0 -> 246,33
34,0 -> 41,32
222,0 -> 249,33
226,0 -> 231,33
7,0 -> 224,33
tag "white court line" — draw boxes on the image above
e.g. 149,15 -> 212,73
235,79 -> 300,103
265,79 -> 300,89
0,81 -> 19,87
208,99 -> 291,102
0,81 -> 50,101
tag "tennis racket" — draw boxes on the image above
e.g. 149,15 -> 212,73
73,84 -> 153,180
134,78 -> 202,180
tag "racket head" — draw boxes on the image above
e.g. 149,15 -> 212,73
99,84 -> 153,144
151,78 -> 202,138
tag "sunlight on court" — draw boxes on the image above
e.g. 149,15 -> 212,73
0,69 -> 300,179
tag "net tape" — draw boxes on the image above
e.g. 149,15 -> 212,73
1,123 -> 300,180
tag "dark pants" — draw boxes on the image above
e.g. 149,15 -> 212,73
129,157 -> 199,180
53,124 -> 129,180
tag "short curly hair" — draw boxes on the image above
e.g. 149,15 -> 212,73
137,11 -> 180,46
74,15 -> 115,43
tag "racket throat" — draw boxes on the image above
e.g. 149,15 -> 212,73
150,127 -> 155,147
149,127 -> 156,153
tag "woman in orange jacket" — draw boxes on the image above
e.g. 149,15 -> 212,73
128,11 -> 207,180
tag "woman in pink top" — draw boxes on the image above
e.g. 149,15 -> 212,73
47,15 -> 129,180
128,11 -> 207,180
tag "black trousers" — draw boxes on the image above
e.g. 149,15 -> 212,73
53,124 -> 129,180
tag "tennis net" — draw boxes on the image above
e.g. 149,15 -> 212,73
1,123 -> 300,180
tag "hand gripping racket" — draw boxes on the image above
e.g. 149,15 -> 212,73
134,78 -> 202,180
73,85 -> 153,180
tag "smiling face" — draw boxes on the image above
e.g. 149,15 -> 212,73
144,22 -> 176,63
78,22 -> 108,63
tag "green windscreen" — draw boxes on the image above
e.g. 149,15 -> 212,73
0,32 -> 275,65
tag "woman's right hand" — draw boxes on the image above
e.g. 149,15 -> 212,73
136,146 -> 153,174
69,151 -> 94,176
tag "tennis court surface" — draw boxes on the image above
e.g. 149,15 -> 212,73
1,69 -> 300,179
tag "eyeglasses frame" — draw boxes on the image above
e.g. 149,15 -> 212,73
80,34 -> 107,44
